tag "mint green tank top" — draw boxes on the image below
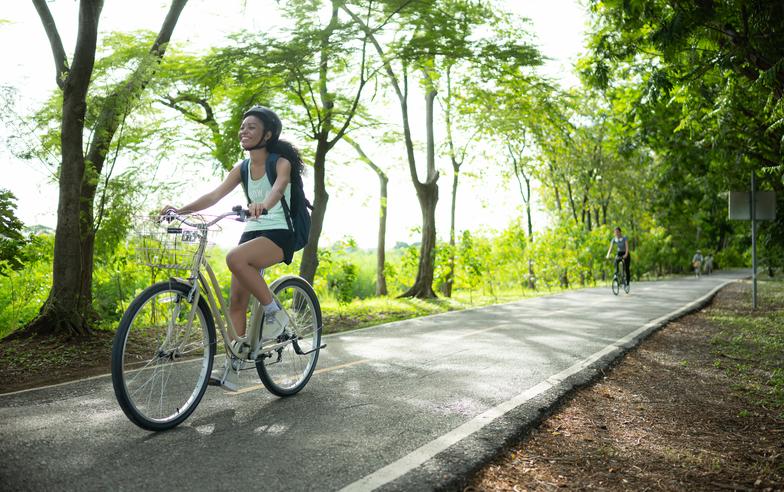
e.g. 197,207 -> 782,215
244,168 -> 292,232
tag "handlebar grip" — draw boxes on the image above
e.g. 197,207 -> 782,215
232,205 -> 267,221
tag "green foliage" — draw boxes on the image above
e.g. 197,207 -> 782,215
0,189 -> 28,275
0,235 -> 53,338
579,0 -> 784,271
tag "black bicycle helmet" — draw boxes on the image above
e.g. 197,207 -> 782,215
242,105 -> 282,150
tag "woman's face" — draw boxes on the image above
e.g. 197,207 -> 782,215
615,229 -> 622,238
239,116 -> 268,149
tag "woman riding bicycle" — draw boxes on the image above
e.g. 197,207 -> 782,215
605,226 -> 631,287
161,106 -> 304,345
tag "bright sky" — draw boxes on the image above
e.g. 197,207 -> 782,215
0,0 -> 588,249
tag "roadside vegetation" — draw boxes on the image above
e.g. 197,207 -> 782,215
0,220 -> 748,341
709,278 -> 784,417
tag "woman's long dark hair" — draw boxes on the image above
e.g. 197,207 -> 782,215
267,139 -> 304,177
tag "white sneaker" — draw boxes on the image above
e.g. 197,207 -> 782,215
261,309 -> 290,342
209,342 -> 243,392
209,362 -> 241,392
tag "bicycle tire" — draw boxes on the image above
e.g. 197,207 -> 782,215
612,277 -> 620,295
112,280 -> 215,431
256,276 -> 322,397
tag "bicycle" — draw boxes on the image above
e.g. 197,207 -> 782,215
111,206 -> 324,431
611,256 -> 630,295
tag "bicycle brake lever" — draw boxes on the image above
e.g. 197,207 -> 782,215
232,205 -> 250,221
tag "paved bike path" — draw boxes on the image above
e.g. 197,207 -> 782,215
0,272 -> 746,491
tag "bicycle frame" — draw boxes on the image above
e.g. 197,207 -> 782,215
613,256 -> 626,281
164,210 -> 293,362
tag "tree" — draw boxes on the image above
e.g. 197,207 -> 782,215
579,0 -> 784,267
27,0 -> 188,336
342,134 -> 389,295
344,0 -> 495,298
439,66 -> 474,297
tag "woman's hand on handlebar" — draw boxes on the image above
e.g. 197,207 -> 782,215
247,202 -> 268,218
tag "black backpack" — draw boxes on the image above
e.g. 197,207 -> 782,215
239,153 -> 312,251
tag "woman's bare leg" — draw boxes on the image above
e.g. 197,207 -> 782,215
226,236 -> 284,336
228,275 -> 251,338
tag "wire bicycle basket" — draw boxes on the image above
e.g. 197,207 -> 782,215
132,216 -> 216,271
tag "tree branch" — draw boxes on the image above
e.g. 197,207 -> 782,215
32,0 -> 70,89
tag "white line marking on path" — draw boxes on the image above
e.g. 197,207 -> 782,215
338,280 -> 734,492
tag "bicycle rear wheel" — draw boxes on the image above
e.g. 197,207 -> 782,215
112,280 -> 215,431
612,277 -> 620,295
256,276 -> 322,397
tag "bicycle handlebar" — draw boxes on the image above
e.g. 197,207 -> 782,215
160,205 -> 267,229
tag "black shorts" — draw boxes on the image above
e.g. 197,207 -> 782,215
238,229 -> 295,265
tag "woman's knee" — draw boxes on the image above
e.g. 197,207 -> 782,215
226,248 -> 245,272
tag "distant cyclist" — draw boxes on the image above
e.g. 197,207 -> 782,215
692,250 -> 704,277
605,227 -> 631,287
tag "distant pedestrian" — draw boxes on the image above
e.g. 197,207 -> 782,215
692,250 -> 703,278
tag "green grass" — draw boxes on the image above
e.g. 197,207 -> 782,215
709,278 -> 784,418
320,286 -> 567,335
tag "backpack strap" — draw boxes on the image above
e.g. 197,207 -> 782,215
239,158 -> 251,205
264,153 -> 294,233
264,153 -> 279,187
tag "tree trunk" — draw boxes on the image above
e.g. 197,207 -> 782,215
441,68 -> 464,299
401,180 -> 438,298
376,175 -> 388,296
566,181 -> 578,224
300,139 -> 329,284
524,176 -> 533,238
27,0 -> 103,337
400,86 -> 439,299
547,162 -> 562,212
342,135 -> 388,296
442,169 -> 458,297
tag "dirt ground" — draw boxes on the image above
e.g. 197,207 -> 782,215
0,329 -> 115,394
466,282 -> 783,491
1,282 -> 782,491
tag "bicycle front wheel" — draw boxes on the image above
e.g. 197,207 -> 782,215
112,280 -> 215,431
256,276 -> 322,397
612,277 -> 620,295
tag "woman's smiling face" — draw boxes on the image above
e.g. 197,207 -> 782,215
239,115 -> 266,149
